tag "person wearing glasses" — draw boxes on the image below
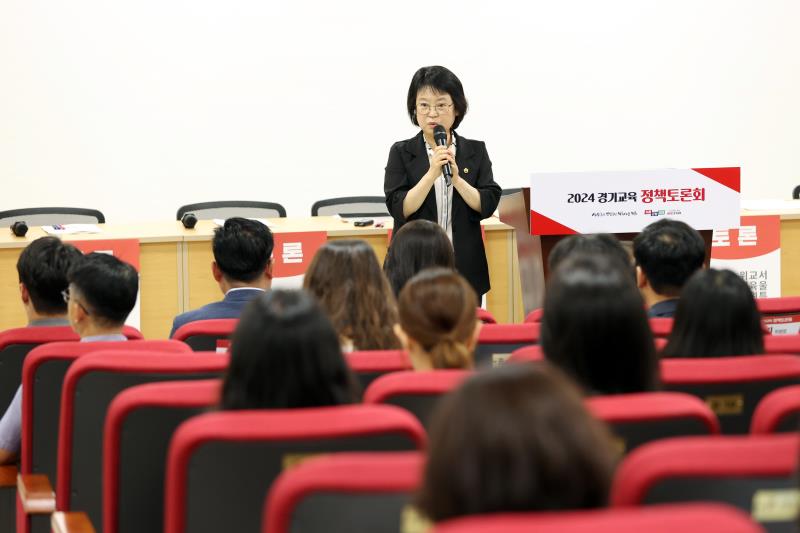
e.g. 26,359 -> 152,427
384,65 -> 501,299
0,252 -> 138,464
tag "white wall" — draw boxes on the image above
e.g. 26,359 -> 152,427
1,0 -> 798,222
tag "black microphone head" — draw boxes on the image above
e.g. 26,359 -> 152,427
181,212 -> 198,229
433,125 -> 448,144
11,221 -> 28,237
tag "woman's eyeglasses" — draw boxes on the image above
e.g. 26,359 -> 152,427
416,103 -> 453,115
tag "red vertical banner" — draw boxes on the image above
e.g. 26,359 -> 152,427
271,232 -> 328,288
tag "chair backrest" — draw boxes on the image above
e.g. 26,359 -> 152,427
263,452 -> 424,533
587,392 -> 720,455
363,370 -> 473,428
475,308 -> 496,324
0,207 -> 105,226
759,296 -> 800,335
171,318 -> 238,351
0,326 -> 79,412
103,380 -> 221,533
21,340 -> 190,486
176,201 -> 287,220
649,317 -> 674,338
310,196 -> 389,218
660,355 -> 800,433
163,404 -> 426,533
344,350 -> 412,393
611,434 -> 800,531
750,384 -> 800,434
523,307 -> 543,323
55,351 -> 229,530
507,344 -> 544,364
764,334 -> 800,354
432,504 -> 763,533
475,323 -> 540,368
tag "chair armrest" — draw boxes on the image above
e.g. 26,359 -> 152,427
17,473 -> 55,513
51,512 -> 95,533
0,465 -> 17,487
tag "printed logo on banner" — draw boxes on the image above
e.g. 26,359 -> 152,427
710,215 -> 783,332
529,168 -> 740,235
271,232 -> 328,288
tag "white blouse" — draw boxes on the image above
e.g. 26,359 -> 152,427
424,135 -> 456,241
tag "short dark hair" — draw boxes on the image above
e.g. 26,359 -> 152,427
633,219 -> 706,297
407,66 -> 468,130
17,237 -> 83,315
548,234 -> 633,280
663,269 -> 764,358
417,364 -> 616,522
220,290 -> 360,410
304,240 -> 399,350
212,217 -> 274,283
541,254 -> 658,395
384,220 -> 455,296
67,253 -> 138,327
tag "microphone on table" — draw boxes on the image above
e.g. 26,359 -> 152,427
433,125 -> 452,187
10,221 -> 28,237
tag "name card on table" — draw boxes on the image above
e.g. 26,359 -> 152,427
530,168 -> 740,235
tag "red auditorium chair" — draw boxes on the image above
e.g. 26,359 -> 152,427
475,308 -> 497,324
757,296 -> 800,335
648,317 -> 674,338
764,334 -> 800,355
171,318 -> 238,351
750,385 -> 800,434
524,307 -> 543,323
163,405 -> 426,533
587,392 -> 720,455
17,340 -> 190,524
431,504 -> 762,533
507,344 -> 544,363
103,380 -> 221,533
475,323 -> 540,367
660,355 -> 800,434
18,351 -> 227,533
611,434 -> 799,532
363,370 -> 473,427
263,452 -> 424,533
344,350 -> 412,392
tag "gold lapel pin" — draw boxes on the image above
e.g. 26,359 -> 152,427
464,168 -> 470,174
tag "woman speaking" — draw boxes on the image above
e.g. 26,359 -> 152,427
384,66 -> 501,299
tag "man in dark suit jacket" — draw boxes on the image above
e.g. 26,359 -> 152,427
633,219 -> 706,318
170,218 -> 273,337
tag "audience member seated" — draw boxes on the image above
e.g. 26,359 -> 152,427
170,217 -> 273,337
662,268 -> 764,358
633,219 -> 705,318
393,268 -> 479,371
383,219 -> 455,296
548,233 -> 633,280
219,289 -> 359,409
415,364 -> 616,524
15,236 -> 83,328
0,252 -> 138,464
303,240 -> 400,351
541,254 -> 658,395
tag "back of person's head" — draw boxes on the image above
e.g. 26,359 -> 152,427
220,289 -> 359,410
416,364 -> 616,523
384,220 -> 455,295
304,240 -> 399,350
396,268 -> 477,370
67,253 -> 139,327
17,237 -> 83,315
212,217 -> 274,282
663,268 -> 764,358
548,234 -> 633,280
541,254 -> 658,395
633,219 -> 705,297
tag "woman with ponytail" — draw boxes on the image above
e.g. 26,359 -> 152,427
394,268 -> 480,370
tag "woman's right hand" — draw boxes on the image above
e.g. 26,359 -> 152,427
425,145 -> 452,181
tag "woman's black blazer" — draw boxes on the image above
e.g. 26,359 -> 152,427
384,130 -> 502,296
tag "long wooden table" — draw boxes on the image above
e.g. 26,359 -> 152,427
0,217 -> 521,338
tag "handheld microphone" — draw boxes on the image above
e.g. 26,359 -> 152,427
433,125 -> 452,186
